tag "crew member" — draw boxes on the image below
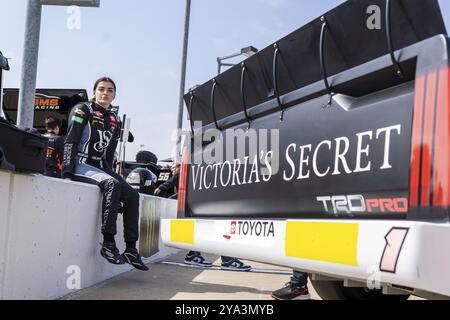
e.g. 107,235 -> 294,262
271,271 -> 310,300
154,163 -> 180,197
43,116 -> 64,178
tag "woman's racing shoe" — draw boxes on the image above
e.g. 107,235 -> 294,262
122,248 -> 149,271
100,242 -> 126,265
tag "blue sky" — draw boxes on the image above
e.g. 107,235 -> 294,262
1,0 -> 450,160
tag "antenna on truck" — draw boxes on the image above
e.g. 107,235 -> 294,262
319,16 -> 334,108
240,62 -> 252,129
210,79 -> 221,130
272,43 -> 286,121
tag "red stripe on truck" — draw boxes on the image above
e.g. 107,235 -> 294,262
177,148 -> 190,214
433,67 -> 450,206
420,70 -> 438,206
410,74 -> 425,207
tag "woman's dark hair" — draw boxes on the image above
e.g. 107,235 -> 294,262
90,77 -> 117,102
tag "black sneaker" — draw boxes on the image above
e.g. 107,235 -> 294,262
220,258 -> 251,271
100,242 -> 126,265
271,282 -> 311,300
122,248 -> 149,271
184,253 -> 213,267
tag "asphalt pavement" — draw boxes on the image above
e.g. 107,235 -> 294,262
64,251 -> 424,300
64,251 -> 321,300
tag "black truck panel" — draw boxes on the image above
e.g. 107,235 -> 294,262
179,0 -> 450,222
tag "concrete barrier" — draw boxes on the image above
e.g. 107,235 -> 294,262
0,171 -> 12,296
0,170 -> 178,300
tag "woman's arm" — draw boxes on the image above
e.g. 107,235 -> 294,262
62,104 -> 89,179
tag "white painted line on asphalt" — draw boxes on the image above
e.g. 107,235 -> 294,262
160,261 -> 293,275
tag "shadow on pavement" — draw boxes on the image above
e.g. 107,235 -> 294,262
65,252 -> 289,300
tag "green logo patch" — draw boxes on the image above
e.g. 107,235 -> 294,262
72,115 -> 84,124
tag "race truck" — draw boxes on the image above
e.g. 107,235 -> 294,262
161,0 -> 450,299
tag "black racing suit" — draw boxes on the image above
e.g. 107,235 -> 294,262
62,102 -> 140,243
43,131 -> 64,178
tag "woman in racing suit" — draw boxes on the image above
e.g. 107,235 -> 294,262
62,77 -> 148,271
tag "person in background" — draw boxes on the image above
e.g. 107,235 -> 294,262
43,116 -> 64,178
271,271 -> 310,300
154,163 -> 180,197
62,77 -> 148,271
184,251 -> 252,271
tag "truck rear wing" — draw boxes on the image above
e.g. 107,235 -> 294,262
184,0 -> 446,130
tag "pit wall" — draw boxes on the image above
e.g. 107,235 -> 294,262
0,170 -> 178,300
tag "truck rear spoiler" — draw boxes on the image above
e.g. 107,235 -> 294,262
184,0 -> 446,131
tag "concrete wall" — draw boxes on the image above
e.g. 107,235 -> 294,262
0,170 -> 178,300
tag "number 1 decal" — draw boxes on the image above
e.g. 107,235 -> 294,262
379,228 -> 409,273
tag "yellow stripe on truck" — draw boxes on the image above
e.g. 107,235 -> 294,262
170,220 -> 195,245
285,222 -> 359,266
